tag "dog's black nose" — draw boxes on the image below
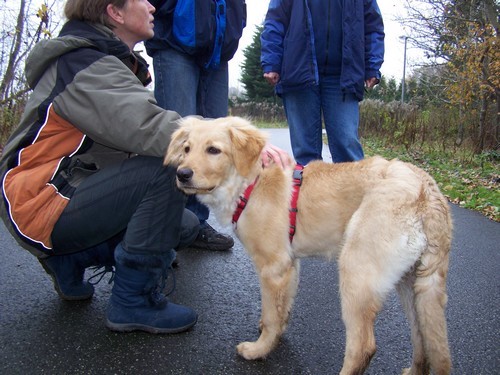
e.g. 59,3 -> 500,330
177,168 -> 193,183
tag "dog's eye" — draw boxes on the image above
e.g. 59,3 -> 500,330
184,146 -> 190,154
207,146 -> 221,155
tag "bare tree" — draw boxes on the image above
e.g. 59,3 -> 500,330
402,0 -> 499,152
0,1 -> 62,147
1,0 -> 25,103
0,0 -> 60,104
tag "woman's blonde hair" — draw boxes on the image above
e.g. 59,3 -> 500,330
64,0 -> 128,27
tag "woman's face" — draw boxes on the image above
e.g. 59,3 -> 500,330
108,0 -> 155,49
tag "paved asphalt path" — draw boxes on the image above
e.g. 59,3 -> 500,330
1,129 -> 499,374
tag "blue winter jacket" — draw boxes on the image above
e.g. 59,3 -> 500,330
146,0 -> 246,69
261,0 -> 385,100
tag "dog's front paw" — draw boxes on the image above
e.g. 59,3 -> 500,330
401,367 -> 421,375
237,341 -> 268,360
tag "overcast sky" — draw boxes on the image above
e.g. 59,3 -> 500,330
228,0 -> 423,88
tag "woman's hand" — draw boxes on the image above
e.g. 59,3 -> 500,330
261,144 -> 293,169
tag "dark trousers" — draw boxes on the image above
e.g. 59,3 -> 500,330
51,156 -> 186,257
152,48 -> 229,225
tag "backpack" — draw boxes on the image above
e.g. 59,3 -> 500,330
172,0 -> 246,69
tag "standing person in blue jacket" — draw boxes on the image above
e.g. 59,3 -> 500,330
261,0 -> 385,166
145,0 -> 247,251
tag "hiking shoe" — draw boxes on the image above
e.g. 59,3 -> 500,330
190,223 -> 234,251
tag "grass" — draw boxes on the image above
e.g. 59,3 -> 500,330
252,120 -> 288,128
254,123 -> 499,222
363,138 -> 499,222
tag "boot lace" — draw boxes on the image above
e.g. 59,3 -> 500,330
87,265 -> 115,285
149,266 -> 176,306
163,266 -> 176,296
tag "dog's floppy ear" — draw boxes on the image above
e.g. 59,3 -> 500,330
227,117 -> 267,177
164,120 -> 191,166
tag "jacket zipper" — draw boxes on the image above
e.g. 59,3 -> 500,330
323,0 -> 332,73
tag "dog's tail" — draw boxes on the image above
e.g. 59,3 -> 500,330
409,166 -> 453,374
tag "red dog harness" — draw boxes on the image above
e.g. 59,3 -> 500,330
232,164 -> 304,242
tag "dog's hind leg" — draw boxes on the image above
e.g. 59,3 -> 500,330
411,251 -> 452,375
401,161 -> 452,375
396,272 -> 430,375
237,257 -> 299,360
337,211 -> 420,375
337,257 -> 381,375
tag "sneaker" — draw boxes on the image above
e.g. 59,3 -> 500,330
190,223 -> 234,251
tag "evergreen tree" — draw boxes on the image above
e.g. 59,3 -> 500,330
240,26 -> 275,102
365,76 -> 399,102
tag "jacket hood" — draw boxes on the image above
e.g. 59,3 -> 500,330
25,20 -> 130,88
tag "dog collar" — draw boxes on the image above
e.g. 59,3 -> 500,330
232,164 -> 304,243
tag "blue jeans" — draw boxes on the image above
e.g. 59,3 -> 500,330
51,156 -> 186,263
152,48 -> 229,224
282,75 -> 364,165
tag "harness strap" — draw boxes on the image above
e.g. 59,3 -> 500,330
232,177 -> 258,225
289,164 -> 304,242
232,164 -> 304,243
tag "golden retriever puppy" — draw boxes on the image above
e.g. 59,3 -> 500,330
165,116 -> 452,375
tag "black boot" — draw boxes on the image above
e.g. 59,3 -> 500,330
106,244 -> 197,334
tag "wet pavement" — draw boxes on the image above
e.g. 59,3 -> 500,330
1,129 -> 499,374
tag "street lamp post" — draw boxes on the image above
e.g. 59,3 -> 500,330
400,36 -> 409,103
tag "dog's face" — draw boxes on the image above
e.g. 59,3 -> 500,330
164,117 -> 267,195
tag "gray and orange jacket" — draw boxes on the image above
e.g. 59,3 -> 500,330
0,20 -> 183,257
